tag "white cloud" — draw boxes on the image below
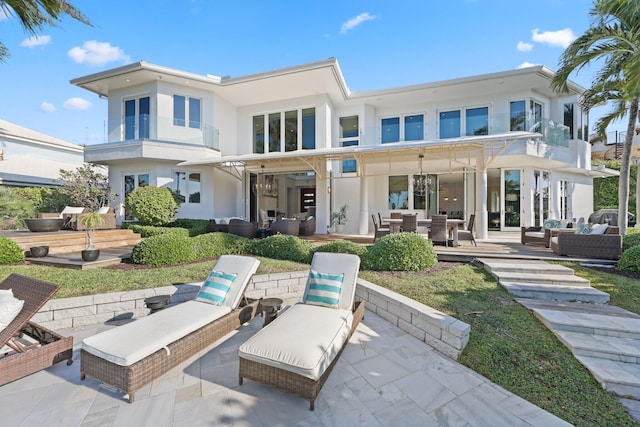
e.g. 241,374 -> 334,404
517,62 -> 539,69
40,102 -> 56,112
531,28 -> 576,48
517,41 -> 533,52
340,12 -> 377,35
67,40 -> 128,66
63,97 -> 92,110
20,35 -> 51,48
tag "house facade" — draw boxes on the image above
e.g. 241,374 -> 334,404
0,119 -> 85,187
72,59 -> 615,239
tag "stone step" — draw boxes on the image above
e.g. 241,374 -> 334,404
491,271 -> 590,287
479,258 -> 576,276
532,309 -> 640,339
554,331 -> 640,363
574,355 -> 640,399
501,282 -> 609,304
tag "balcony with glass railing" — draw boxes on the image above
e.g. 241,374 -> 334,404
108,115 -> 220,150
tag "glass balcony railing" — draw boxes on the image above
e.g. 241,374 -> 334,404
108,115 -> 220,150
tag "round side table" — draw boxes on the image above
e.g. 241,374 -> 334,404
144,295 -> 170,314
259,297 -> 284,327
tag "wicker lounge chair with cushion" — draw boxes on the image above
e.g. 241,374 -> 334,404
238,252 -> 364,410
80,255 -> 261,403
38,206 -> 116,230
0,274 -> 74,386
550,225 -> 622,259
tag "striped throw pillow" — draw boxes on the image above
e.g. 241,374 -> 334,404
304,270 -> 344,308
195,270 -> 237,305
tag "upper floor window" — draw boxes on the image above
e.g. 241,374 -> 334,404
173,95 -> 201,129
173,170 -> 201,204
466,107 -> 488,136
340,115 -> 359,173
124,96 -> 150,140
439,110 -> 461,139
510,101 -> 526,131
382,114 -> 424,143
564,103 -> 574,138
253,108 -> 316,154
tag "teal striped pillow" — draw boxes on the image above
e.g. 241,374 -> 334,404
196,270 -> 237,305
304,270 -> 344,308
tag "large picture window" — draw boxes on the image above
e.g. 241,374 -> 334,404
388,176 -> 408,210
439,110 -> 461,139
124,96 -> 150,140
381,114 -> 424,143
510,101 -> 526,131
173,170 -> 201,204
466,107 -> 488,136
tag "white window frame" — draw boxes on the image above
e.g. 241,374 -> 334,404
173,95 -> 202,129
380,113 -> 425,143
172,169 -> 202,204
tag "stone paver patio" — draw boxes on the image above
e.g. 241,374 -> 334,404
0,308 -> 570,427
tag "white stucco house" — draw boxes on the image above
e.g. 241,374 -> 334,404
0,119 -> 85,187
71,58 -> 617,239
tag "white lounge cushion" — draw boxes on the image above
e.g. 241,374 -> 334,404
82,301 -> 231,366
239,303 -> 353,380
0,289 -> 24,332
60,206 -> 86,218
524,231 -> 545,239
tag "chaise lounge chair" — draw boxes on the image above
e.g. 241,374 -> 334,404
238,252 -> 364,410
0,274 -> 74,386
80,255 -> 261,402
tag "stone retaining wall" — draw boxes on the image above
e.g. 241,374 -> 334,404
33,271 -> 470,360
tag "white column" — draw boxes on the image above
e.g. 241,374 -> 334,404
359,172 -> 369,235
475,164 -> 489,240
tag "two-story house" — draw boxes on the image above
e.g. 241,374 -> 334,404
72,58 -> 616,239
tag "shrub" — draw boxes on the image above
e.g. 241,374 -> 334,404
126,224 -> 190,238
131,234 -> 196,266
124,186 -> 179,226
362,232 -> 437,271
0,236 -> 25,264
250,234 -> 313,264
623,232 -> 640,251
191,232 -> 252,258
311,240 -> 368,259
170,219 -> 209,236
618,246 -> 640,272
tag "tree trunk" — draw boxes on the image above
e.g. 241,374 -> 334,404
619,97 -> 639,235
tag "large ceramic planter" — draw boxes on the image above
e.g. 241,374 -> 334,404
81,249 -> 100,262
29,246 -> 49,257
25,218 -> 64,232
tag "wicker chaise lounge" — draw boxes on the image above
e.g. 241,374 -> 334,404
238,252 -> 364,410
0,274 -> 73,386
80,255 -> 261,402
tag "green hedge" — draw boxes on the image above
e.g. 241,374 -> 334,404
131,234 -> 196,266
362,232 -> 437,271
170,219 -> 209,236
618,246 -> 640,272
0,236 -> 25,264
623,232 -> 640,251
191,232 -> 252,258
126,224 -> 190,238
311,240 -> 368,259
250,234 -> 314,264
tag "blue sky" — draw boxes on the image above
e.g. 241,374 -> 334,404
0,0 -> 623,146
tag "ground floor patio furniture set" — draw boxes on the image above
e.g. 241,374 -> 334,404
207,208 -> 316,239
32,206 -> 117,232
3,252 -> 363,409
376,213 -> 474,246
521,220 -> 623,259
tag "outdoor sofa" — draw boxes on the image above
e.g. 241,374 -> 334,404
521,220 -> 573,247
238,252 -> 364,410
550,225 -> 622,259
0,274 -> 74,386
38,206 -> 116,231
80,255 -> 261,402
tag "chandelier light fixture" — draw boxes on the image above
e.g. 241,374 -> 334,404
253,165 -> 278,197
412,154 -> 430,196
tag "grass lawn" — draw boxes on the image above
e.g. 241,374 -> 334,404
1,258 -> 638,426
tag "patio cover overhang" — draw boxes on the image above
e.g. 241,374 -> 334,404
177,131 -> 541,179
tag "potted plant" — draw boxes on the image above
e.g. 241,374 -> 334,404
331,204 -> 348,233
79,211 -> 105,262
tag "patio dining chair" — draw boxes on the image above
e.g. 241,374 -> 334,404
401,214 -> 417,233
371,214 -> 390,242
428,214 -> 448,246
457,214 -> 477,246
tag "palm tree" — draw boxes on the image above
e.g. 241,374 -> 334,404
0,0 -> 91,62
551,0 -> 640,235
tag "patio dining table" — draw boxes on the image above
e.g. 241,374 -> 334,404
382,218 -> 466,246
